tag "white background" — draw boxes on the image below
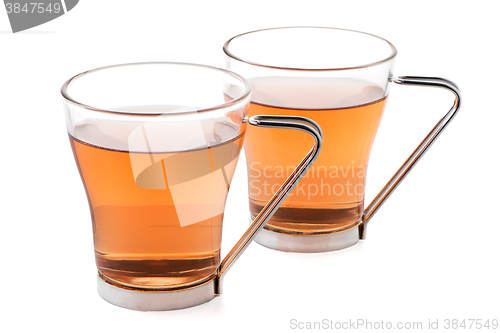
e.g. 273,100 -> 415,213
1,1 -> 499,332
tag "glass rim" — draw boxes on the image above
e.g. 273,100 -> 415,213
60,62 -> 253,116
223,26 -> 398,72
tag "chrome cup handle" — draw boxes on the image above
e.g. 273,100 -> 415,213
216,115 -> 323,294
359,76 -> 462,238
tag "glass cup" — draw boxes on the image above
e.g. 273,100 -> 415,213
224,27 -> 461,252
61,62 -> 322,310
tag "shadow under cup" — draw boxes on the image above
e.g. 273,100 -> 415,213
224,28 -> 396,237
62,63 -> 251,291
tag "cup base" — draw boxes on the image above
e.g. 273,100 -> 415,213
254,224 -> 360,253
97,274 -> 218,311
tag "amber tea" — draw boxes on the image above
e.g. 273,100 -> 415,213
70,107 -> 244,290
245,77 -> 387,234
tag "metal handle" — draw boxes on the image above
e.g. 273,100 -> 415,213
216,115 -> 323,293
359,76 -> 461,238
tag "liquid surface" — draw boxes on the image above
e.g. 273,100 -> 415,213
70,106 -> 244,289
245,77 -> 387,233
